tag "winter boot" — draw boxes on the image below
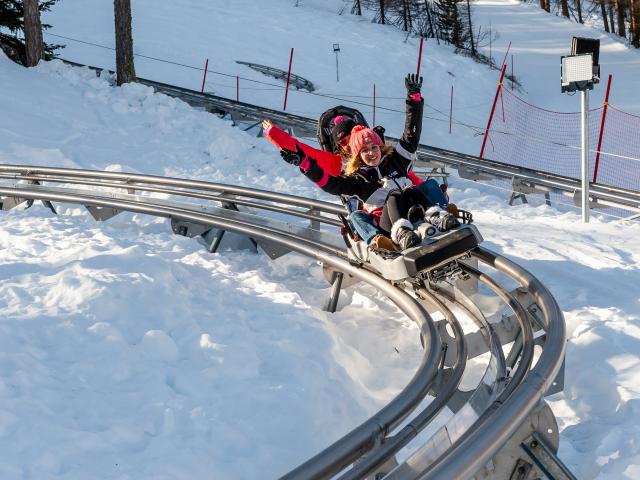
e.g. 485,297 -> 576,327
391,218 -> 421,251
370,234 -> 398,252
395,227 -> 421,250
445,203 -> 459,217
425,206 -> 460,232
407,204 -> 425,224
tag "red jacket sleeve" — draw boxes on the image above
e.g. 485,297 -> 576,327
265,125 -> 343,176
408,171 -> 424,186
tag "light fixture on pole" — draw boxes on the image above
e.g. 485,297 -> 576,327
333,43 -> 340,82
561,37 -> 600,223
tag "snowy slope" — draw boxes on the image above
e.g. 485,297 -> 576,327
0,1 -> 637,478
42,0 -> 640,155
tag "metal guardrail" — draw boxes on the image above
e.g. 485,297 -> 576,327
125,65 -> 640,217
57,58 -> 640,216
0,167 -> 570,479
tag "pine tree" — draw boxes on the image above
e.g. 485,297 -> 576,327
434,0 -> 463,48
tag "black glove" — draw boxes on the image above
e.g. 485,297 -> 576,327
405,73 -> 423,96
280,144 -> 307,167
372,125 -> 386,144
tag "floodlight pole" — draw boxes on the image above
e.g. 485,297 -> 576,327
333,43 -> 340,82
580,89 -> 590,223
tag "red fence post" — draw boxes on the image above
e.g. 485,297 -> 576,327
283,48 -> 294,111
236,75 -> 239,102
416,36 -> 424,77
373,83 -> 376,126
449,85 -> 453,134
479,64 -> 507,159
200,58 -> 209,93
593,74 -> 613,183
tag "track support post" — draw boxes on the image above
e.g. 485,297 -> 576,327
324,271 -> 344,313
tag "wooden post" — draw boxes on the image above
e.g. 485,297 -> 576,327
479,64 -> 507,159
593,74 -> 613,183
200,58 -> 208,93
283,48 -> 294,111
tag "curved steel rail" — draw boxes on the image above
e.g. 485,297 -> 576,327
415,247 -> 566,479
0,168 -> 567,479
0,172 -> 445,479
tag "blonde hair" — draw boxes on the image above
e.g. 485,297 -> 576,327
344,144 -> 394,176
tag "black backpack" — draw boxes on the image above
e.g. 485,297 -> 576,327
316,106 -> 369,153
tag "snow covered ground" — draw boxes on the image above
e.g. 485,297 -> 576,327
0,0 -> 637,478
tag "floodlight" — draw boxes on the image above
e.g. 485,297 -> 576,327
562,54 -> 593,84
333,43 -> 340,52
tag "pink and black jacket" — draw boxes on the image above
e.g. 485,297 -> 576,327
299,94 -> 424,223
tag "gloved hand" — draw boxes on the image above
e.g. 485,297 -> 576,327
405,73 -> 423,96
280,144 -> 307,166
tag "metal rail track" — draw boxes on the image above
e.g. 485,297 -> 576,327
0,168 -> 569,479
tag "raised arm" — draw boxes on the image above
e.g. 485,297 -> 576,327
263,119 -> 342,176
397,74 -> 424,156
280,145 -> 364,197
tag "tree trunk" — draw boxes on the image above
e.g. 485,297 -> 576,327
352,0 -> 362,15
403,0 -> 408,31
379,0 -> 385,24
114,0 -> 136,85
631,0 -> 640,46
539,0 -> 545,9
617,0 -> 626,37
560,0 -> 570,17
601,0 -> 611,32
424,0 -> 438,42
544,0 -> 551,13
466,0 -> 475,54
575,0 -> 583,22
24,0 -> 43,66
609,0 -> 617,33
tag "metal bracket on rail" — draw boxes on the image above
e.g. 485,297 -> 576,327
86,206 -> 122,221
474,401 -> 576,480
21,181 -> 57,214
571,190 -> 601,209
457,165 -> 495,182
509,178 -> 552,207
0,194 -> 28,211
519,431 -> 577,480
169,198 -> 258,254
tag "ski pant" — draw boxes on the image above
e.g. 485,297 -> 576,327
379,187 -> 433,234
348,210 -> 380,244
417,179 -> 448,207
